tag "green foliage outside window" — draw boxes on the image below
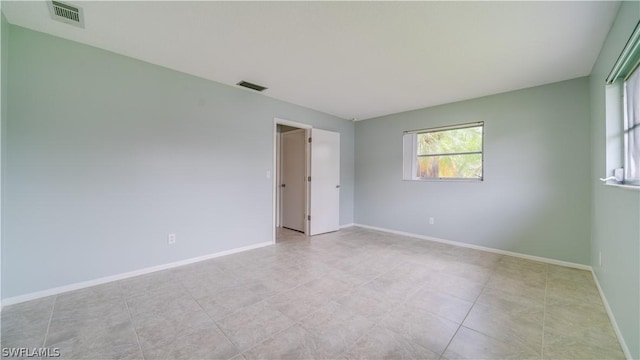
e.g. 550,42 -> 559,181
416,125 -> 483,179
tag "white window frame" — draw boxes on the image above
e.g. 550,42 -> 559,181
623,67 -> 640,185
403,121 -> 484,182
605,20 -> 640,188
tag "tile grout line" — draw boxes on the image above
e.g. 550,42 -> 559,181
187,283 -> 244,359
438,256 -> 500,359
333,286 -> 411,359
121,282 -> 146,360
233,233 -> 401,359
13,229 -> 608,360
210,315 -> 245,359
190,256 -> 340,359
540,264 -> 549,360
41,295 -> 58,348
305,250 -> 411,359
235,314 -> 303,357
339,252 -> 499,359
439,318 -> 464,359
337,239 -> 418,354
239,245 -> 399,358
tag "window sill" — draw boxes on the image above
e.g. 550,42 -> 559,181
603,183 -> 640,191
403,178 -> 483,182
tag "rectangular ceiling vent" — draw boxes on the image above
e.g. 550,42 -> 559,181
48,1 -> 84,28
236,81 -> 267,92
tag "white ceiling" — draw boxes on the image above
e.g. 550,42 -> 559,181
2,1 -> 621,120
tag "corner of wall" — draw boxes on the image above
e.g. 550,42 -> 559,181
589,2 -> 640,358
0,9 -> 9,306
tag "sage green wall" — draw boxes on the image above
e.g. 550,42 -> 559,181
589,2 -> 640,358
4,14 -> 639,359
2,25 -> 355,299
355,77 -> 591,265
0,13 -> 9,303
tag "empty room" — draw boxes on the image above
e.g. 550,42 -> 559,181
1,1 -> 639,359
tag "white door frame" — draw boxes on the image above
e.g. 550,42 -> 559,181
273,118 -> 311,244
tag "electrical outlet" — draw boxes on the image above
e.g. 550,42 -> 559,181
429,217 -> 434,225
168,233 -> 176,245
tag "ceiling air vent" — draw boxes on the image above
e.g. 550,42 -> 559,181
236,81 -> 267,92
48,1 -> 84,28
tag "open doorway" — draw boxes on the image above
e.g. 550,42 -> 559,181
272,118 -> 341,244
278,126 -> 307,234
274,119 -> 311,243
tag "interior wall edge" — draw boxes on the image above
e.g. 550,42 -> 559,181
353,223 -> 592,270
592,271 -> 633,360
0,240 -> 272,308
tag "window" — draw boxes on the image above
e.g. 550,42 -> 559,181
606,20 -> 640,186
403,122 -> 484,181
624,66 -> 639,185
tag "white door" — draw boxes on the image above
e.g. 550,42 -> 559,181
310,129 -> 340,235
281,129 -> 306,232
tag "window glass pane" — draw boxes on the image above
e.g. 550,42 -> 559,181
624,66 -> 640,184
417,126 -> 482,156
417,154 -> 482,179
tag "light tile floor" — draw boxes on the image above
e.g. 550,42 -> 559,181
1,227 -> 625,359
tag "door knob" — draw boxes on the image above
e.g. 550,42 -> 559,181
336,185 -> 341,188
281,184 -> 286,188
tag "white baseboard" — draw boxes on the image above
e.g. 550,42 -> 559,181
592,272 -> 632,360
339,223 -> 355,229
1,241 -> 272,308
353,223 -> 631,358
353,223 -> 591,271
